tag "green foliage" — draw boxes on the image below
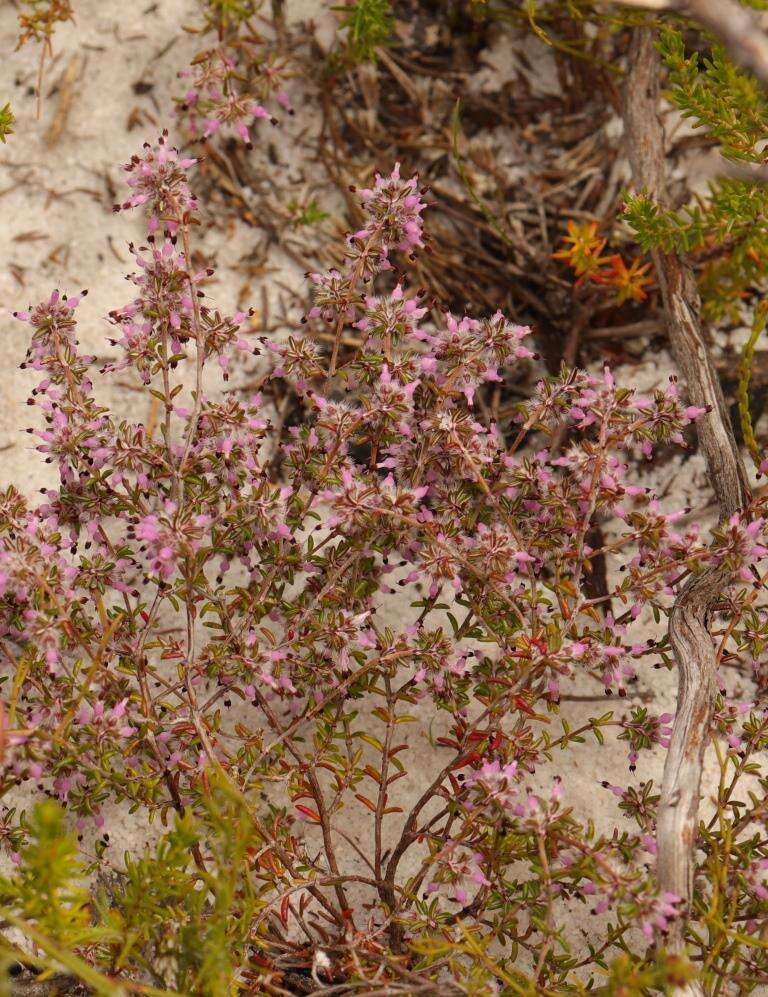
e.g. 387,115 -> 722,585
0,809 -> 130,992
332,0 -> 394,64
624,179 -> 768,256
660,26 -> 768,163
738,302 -> 768,469
625,26 -> 768,320
598,952 -> 696,994
0,785 -> 267,994
287,197 -> 329,227
0,105 -> 14,144
101,781 -> 262,993
203,0 -> 260,30
0,801 -> 95,949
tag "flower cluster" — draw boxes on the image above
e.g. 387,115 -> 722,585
178,43 -> 287,147
117,132 -> 198,228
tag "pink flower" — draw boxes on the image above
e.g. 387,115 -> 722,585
118,131 -> 197,222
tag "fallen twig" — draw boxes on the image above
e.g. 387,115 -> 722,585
45,52 -> 82,146
624,26 -> 751,992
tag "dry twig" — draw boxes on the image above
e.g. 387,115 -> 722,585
45,53 -> 82,147
624,26 -> 751,991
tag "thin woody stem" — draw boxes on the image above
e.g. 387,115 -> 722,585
624,24 -> 751,981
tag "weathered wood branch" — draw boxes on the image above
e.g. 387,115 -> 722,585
616,0 -> 768,89
624,26 -> 751,989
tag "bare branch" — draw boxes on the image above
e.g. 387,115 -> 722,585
624,26 -> 751,988
617,0 -> 768,88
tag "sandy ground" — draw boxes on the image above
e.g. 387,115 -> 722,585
0,0 -> 759,988
0,0 -> 332,490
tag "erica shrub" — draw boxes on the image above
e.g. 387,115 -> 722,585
0,134 -> 768,994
